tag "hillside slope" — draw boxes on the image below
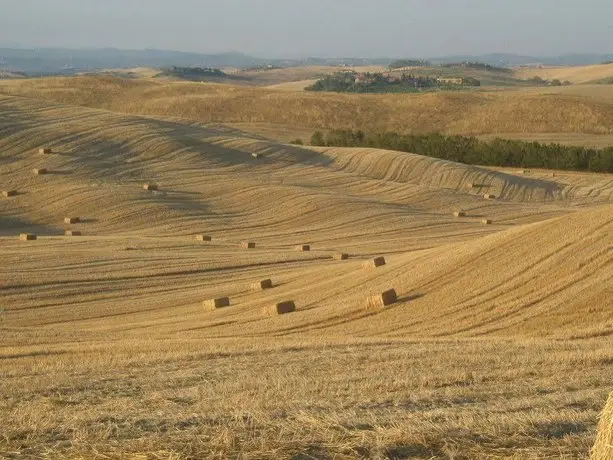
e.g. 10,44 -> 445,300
1,93 -> 612,340
2,76 -> 613,135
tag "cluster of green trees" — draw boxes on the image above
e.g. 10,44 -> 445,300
310,130 -> 613,173
388,59 -> 431,69
159,66 -> 248,82
306,72 -> 479,94
526,76 -> 571,87
442,62 -> 511,73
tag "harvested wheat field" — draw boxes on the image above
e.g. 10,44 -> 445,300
1,90 -> 612,459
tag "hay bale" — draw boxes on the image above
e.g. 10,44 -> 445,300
65,230 -> 82,236
481,219 -> 493,225
333,253 -> 349,260
241,241 -> 256,249
264,301 -> 296,316
203,297 -> 231,311
39,148 -> 52,154
592,393 -> 613,460
366,289 -> 398,310
295,244 -> 311,252
64,217 -> 80,224
362,256 -> 386,269
483,194 -> 496,200
19,233 -> 37,241
196,235 -> 212,242
466,182 -> 475,189
33,168 -> 47,175
252,153 -> 263,159
453,211 -> 466,218
2,190 -> 17,197
143,184 -> 158,191
251,279 -> 273,291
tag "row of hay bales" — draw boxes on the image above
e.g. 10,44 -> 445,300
6,148 -> 84,240
19,216 -> 83,241
1,148 -> 55,198
453,210 -> 493,225
204,255 -> 397,317
466,182 -> 497,201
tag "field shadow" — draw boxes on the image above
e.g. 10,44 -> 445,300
398,293 -> 425,303
0,216 -> 62,236
0,350 -> 68,360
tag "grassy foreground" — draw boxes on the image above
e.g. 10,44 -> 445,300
2,336 -> 611,459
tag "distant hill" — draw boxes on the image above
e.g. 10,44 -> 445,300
0,48 -> 271,75
433,53 -> 613,67
2,47 -> 613,76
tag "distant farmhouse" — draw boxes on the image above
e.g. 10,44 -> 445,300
437,77 -> 464,85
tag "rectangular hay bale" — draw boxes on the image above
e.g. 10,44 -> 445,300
143,184 -> 158,191
19,233 -> 37,241
241,242 -> 256,249
481,219 -> 493,225
2,190 -> 17,197
363,256 -> 386,269
64,217 -> 80,224
203,297 -> 231,311
196,235 -> 212,242
251,279 -> 273,291
366,289 -> 398,310
39,148 -> 52,154
252,153 -> 263,159
453,211 -> 466,217
333,253 -> 349,260
483,194 -> 496,200
65,230 -> 82,236
295,244 -> 310,252
33,168 -> 47,175
264,301 -> 296,316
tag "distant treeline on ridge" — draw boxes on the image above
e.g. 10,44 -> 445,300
310,130 -> 613,173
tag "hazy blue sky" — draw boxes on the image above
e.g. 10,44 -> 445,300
1,0 -> 612,57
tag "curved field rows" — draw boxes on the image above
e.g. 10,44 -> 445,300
1,93 -> 612,341
2,92 -> 613,459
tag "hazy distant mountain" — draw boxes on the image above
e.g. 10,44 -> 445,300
433,53 -> 613,67
2,47 -> 613,76
0,48 -> 272,75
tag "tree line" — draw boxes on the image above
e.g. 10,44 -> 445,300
310,130 -> 613,173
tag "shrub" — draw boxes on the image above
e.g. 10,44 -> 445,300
310,131 -> 326,146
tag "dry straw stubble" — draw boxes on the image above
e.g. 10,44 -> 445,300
591,392 -> 613,460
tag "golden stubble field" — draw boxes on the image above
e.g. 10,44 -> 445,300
0,80 -> 612,459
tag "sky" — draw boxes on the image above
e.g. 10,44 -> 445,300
1,0 -> 612,57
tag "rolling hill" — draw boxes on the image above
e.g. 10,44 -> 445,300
1,89 -> 612,459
